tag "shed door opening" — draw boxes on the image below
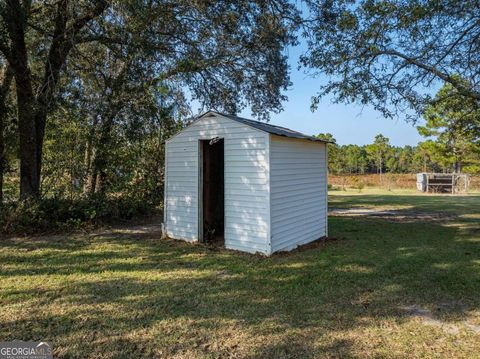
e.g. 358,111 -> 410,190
200,138 -> 224,244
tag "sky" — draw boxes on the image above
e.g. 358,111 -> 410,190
236,44 -> 426,147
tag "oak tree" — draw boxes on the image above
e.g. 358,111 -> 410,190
302,0 -> 480,121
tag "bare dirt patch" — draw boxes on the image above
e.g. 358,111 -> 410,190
400,304 -> 480,335
91,224 -> 164,240
330,207 -> 453,222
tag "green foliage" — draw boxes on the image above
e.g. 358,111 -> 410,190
365,135 -> 390,175
0,195 -> 155,235
0,0 -> 300,200
419,80 -> 480,172
316,133 -> 335,143
302,0 -> 480,121
317,131 -> 479,176
316,133 -> 342,174
350,176 -> 365,192
412,141 -> 438,173
344,145 -> 368,174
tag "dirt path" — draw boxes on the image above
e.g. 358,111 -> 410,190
329,207 -> 453,222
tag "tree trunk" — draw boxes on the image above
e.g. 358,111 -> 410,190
16,77 -> 39,198
454,160 -> 461,173
83,118 -> 98,194
11,45 -> 39,198
0,64 -> 14,203
4,0 -> 39,198
378,156 -> 383,183
82,110 -> 116,196
33,0 -> 69,188
91,115 -> 115,194
32,0 -> 109,193
85,152 -> 98,195
84,150 -> 97,195
2,0 -> 109,199
95,169 -> 107,194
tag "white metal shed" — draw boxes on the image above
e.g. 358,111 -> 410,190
164,111 -> 329,255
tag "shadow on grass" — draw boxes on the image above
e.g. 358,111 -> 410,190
0,200 -> 479,357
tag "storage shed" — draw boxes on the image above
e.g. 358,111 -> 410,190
164,111 -> 329,255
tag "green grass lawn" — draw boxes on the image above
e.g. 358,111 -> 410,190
1,190 -> 479,358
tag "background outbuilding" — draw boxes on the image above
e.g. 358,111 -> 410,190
164,111 -> 329,255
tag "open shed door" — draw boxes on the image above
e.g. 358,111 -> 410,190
199,138 -> 224,244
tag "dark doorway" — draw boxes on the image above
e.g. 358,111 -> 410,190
200,138 -> 224,244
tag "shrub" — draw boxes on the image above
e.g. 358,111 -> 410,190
329,174 -> 418,189
328,184 -> 340,191
357,181 -> 365,193
350,176 -> 365,192
385,173 -> 398,191
0,195 -> 158,236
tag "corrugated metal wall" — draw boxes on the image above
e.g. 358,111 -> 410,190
270,136 -> 327,252
165,113 -> 271,254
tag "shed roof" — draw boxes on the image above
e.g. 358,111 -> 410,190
200,111 -> 330,143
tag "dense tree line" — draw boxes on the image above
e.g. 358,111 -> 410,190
320,109 -> 480,176
319,76 -> 480,176
319,133 -> 479,176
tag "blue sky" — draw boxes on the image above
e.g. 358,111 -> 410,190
236,42 -> 425,147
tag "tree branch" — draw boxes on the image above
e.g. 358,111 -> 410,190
0,42 -> 11,62
379,48 -> 480,101
0,62 -> 13,103
433,19 -> 480,68
66,0 -> 109,37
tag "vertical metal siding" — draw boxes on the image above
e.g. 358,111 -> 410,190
165,114 -> 270,254
270,136 -> 327,252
